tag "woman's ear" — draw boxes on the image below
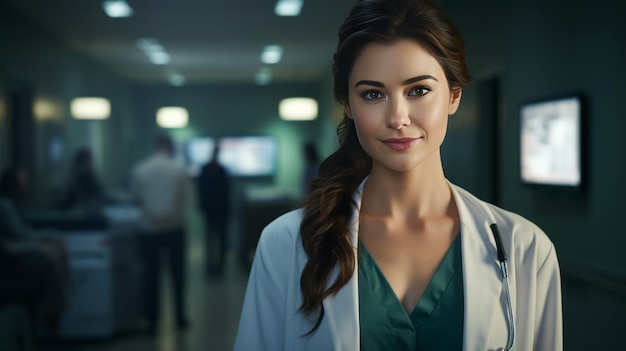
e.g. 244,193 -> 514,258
448,88 -> 463,115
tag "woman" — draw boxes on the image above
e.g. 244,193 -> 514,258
234,0 -> 562,350
61,147 -> 104,211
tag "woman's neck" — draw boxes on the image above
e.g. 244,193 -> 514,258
362,160 -> 453,221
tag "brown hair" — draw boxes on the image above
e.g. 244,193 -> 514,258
299,0 -> 472,334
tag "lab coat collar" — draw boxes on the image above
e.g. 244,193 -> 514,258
322,178 -> 502,351
449,182 -> 502,351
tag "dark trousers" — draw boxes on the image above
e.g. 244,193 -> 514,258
140,229 -> 187,327
203,215 -> 228,276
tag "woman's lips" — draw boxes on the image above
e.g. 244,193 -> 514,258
382,137 -> 420,151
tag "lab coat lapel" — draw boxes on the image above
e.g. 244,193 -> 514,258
322,269 -> 359,351
450,184 -> 502,351
322,180 -> 364,351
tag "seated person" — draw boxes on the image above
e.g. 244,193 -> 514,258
0,167 -> 70,340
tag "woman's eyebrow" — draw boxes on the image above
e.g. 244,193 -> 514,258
402,75 -> 438,85
354,80 -> 384,88
354,75 -> 438,88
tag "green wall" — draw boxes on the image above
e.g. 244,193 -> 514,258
439,2 -> 625,347
441,0 -> 625,277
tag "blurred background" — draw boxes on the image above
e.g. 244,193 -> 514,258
0,0 -> 624,350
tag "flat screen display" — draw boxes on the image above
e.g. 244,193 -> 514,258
181,136 -> 277,177
520,96 -> 582,186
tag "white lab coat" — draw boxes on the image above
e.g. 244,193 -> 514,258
234,180 -> 563,351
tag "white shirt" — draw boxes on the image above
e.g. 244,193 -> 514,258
131,152 -> 192,233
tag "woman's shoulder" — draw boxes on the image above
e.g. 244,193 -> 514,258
452,184 -> 555,252
257,208 -> 304,251
486,202 -> 552,245
251,209 -> 306,280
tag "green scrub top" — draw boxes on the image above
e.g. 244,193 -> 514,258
358,235 -> 464,351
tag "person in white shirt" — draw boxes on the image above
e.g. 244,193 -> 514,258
131,134 -> 192,334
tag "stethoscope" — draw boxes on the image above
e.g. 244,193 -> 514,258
489,222 -> 516,351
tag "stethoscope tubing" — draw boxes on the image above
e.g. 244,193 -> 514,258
499,260 -> 516,351
488,220 -> 516,351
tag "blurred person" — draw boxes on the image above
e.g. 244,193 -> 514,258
0,166 -> 70,341
234,0 -> 562,350
301,142 -> 320,196
61,147 -> 104,212
131,134 -> 192,334
197,143 -> 231,278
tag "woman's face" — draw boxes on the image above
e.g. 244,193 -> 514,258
345,39 -> 461,174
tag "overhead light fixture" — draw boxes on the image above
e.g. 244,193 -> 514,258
137,37 -> 171,65
102,0 -> 134,18
255,67 -> 272,85
168,73 -> 186,87
261,45 -> 283,64
156,107 -> 188,128
279,97 -> 318,121
149,52 -> 171,65
34,98 -> 62,121
275,0 -> 303,16
136,38 -> 164,53
71,97 -> 111,120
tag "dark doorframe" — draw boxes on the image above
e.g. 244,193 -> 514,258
6,78 -> 35,203
476,76 -> 501,205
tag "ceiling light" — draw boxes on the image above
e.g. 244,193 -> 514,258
136,38 -> 164,53
255,68 -> 272,85
102,0 -> 133,18
261,45 -> 283,64
34,98 -> 62,121
149,52 -> 171,65
279,97 -> 318,121
168,74 -> 186,87
71,98 -> 111,120
275,0 -> 303,16
156,107 -> 188,128
71,97 -> 111,120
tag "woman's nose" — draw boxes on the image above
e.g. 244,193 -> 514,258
386,97 -> 411,129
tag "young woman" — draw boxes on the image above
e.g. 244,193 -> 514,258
234,0 -> 562,350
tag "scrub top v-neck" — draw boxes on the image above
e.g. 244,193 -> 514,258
358,235 -> 464,351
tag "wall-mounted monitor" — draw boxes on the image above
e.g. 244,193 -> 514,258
520,95 -> 583,187
181,136 -> 278,178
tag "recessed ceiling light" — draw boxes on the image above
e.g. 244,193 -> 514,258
168,74 -> 186,87
149,52 -> 171,65
275,0 -> 303,16
136,38 -> 164,53
255,68 -> 273,85
102,0 -> 133,18
261,45 -> 283,64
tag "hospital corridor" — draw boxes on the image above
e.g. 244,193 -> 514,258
1,0 -> 625,350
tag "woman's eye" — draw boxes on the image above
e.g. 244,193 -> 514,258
361,91 -> 384,101
409,87 -> 430,96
